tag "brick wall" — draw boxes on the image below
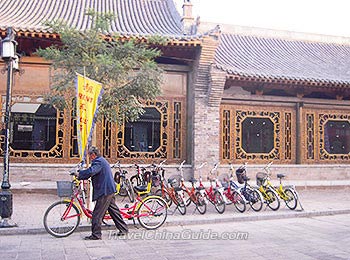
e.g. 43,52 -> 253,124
191,29 -> 226,176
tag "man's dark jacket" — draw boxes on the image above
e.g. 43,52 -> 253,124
78,156 -> 116,201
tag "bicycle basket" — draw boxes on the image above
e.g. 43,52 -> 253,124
256,172 -> 268,186
235,168 -> 247,184
56,181 -> 73,197
152,173 -> 161,187
167,174 -> 181,188
218,173 -> 230,188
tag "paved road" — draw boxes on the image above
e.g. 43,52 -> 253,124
7,187 -> 350,231
1,214 -> 349,260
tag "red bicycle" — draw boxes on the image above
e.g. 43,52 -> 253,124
43,163 -> 168,238
178,160 -> 207,214
154,161 -> 187,215
197,162 -> 226,214
220,171 -> 246,213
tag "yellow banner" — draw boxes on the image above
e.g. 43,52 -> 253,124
75,73 -> 103,160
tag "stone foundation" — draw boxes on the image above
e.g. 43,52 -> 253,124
3,163 -> 350,184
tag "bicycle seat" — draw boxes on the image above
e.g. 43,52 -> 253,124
196,186 -> 205,191
174,187 -> 183,192
222,182 -> 229,189
133,185 -> 148,192
168,178 -> 177,185
277,174 -> 286,179
189,177 -> 197,184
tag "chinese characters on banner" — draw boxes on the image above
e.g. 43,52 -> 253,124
75,73 -> 103,160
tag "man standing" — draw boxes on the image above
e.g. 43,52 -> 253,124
78,146 -> 128,240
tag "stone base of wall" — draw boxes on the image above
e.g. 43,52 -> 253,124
237,164 -> 350,181
4,164 -> 194,183
3,164 -> 350,185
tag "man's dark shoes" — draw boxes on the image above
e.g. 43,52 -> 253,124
84,235 -> 101,240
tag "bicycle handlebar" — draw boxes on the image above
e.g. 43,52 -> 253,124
196,162 -> 207,170
68,162 -> 85,175
111,161 -> 121,169
264,161 -> 273,174
179,160 -> 185,169
210,162 -> 220,174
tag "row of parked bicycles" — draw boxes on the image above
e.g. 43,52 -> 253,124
43,159 -> 302,238
113,160 -> 303,216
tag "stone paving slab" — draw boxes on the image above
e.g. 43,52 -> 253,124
0,186 -> 349,236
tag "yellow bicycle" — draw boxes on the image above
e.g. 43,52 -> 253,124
112,161 -> 135,203
263,161 -> 301,210
256,162 -> 280,211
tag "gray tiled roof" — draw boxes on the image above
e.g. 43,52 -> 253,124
0,0 -> 195,40
216,33 -> 350,85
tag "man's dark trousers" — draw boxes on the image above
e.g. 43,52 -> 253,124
92,193 -> 128,238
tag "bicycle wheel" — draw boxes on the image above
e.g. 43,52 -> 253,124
266,189 -> 280,211
175,191 -> 186,215
155,188 -> 172,207
137,197 -> 168,230
195,191 -> 207,214
43,200 -> 81,238
183,190 -> 192,207
232,191 -> 246,213
247,188 -> 263,212
125,179 -> 135,203
284,188 -> 298,210
214,191 -> 225,214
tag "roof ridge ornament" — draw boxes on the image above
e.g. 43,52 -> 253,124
181,0 -> 195,35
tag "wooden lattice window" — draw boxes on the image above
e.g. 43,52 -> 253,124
285,112 -> 292,160
306,113 -> 315,160
324,120 -> 350,154
102,117 -> 112,159
124,107 -> 161,152
235,110 -> 280,160
69,106 -> 79,158
319,113 -> 350,160
173,102 -> 181,158
222,110 -> 231,160
0,99 -> 64,159
117,101 -> 168,160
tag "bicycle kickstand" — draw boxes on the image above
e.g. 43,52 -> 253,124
171,204 -> 180,215
102,220 -> 111,227
131,217 -> 140,229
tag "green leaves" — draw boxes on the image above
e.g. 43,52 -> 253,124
36,11 -> 163,124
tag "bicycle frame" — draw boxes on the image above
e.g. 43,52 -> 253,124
260,162 -> 289,200
180,179 -> 198,203
159,179 -> 181,204
159,170 -> 186,206
223,183 -> 240,204
44,164 -> 169,238
62,177 -> 166,222
255,162 -> 280,210
274,183 -> 289,200
206,164 -> 226,202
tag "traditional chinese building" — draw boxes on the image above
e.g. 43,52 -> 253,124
1,0 -> 350,182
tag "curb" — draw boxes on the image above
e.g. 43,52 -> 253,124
1,208 -> 349,236
165,209 -> 350,226
9,184 -> 350,194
